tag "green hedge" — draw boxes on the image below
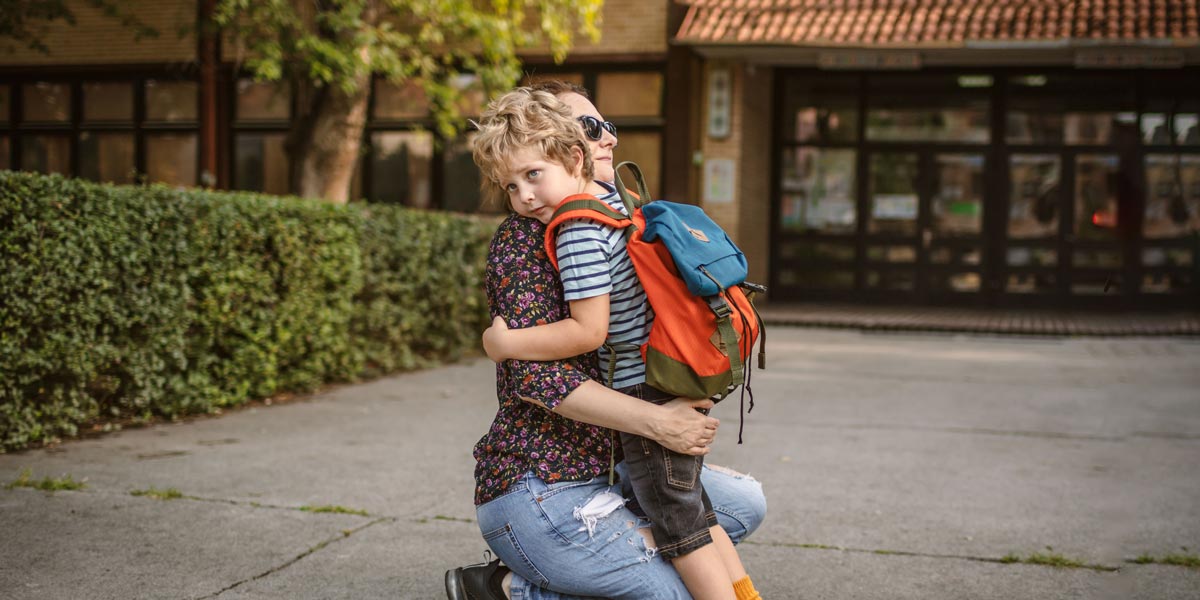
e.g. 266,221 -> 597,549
0,171 -> 494,451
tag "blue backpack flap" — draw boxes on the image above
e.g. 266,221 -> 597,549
641,201 -> 748,296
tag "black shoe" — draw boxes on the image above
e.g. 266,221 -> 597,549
445,558 -> 507,600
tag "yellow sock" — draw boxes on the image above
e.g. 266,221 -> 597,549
733,575 -> 762,600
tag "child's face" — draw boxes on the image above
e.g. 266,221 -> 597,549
501,146 -> 587,224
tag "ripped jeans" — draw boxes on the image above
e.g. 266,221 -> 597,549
475,465 -> 766,599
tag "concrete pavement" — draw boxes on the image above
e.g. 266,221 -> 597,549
2,327 -> 1199,599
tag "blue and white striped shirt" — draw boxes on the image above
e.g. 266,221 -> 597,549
556,192 -> 654,389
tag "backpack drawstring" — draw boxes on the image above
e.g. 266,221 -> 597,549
727,290 -> 756,444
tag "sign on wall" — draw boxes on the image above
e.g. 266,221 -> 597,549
707,68 -> 731,140
704,158 -> 736,205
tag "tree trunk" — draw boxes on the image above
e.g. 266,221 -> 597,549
290,75 -> 370,204
287,4 -> 374,204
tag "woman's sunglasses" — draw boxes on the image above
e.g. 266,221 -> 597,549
577,115 -> 617,141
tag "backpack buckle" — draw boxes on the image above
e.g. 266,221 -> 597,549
706,296 -> 731,319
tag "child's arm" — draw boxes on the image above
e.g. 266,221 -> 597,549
482,294 -> 610,362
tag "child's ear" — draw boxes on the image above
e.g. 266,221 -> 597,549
570,146 -> 586,177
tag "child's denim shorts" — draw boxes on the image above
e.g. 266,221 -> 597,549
617,383 -> 719,558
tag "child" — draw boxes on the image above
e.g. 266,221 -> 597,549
472,87 -> 762,600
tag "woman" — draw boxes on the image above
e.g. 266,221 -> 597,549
446,86 -> 765,600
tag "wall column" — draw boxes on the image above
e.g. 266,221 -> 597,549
698,61 -> 774,294
197,0 -> 220,188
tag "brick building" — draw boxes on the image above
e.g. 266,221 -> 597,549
3,0 -> 1199,307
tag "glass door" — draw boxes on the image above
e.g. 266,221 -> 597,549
864,151 -> 987,300
927,153 -> 986,297
864,151 -> 921,295
1070,153 -> 1125,295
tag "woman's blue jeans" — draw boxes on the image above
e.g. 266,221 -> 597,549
475,463 -> 766,599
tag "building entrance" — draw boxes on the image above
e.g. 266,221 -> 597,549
770,69 -> 1199,307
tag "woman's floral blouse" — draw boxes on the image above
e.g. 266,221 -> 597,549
473,214 -> 619,505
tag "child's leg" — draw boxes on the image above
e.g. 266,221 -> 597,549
710,524 -> 747,582
670,544 -> 737,600
619,428 -> 735,600
711,524 -> 764,599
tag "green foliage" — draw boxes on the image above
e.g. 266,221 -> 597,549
352,204 -> 492,377
1131,552 -> 1200,568
1022,552 -> 1085,569
5,468 -> 86,491
212,0 -> 603,139
0,171 -> 492,452
299,504 -> 369,516
130,486 -> 183,500
1160,554 -> 1200,568
998,549 -> 1115,571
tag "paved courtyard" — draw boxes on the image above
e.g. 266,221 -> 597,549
1,327 -> 1198,599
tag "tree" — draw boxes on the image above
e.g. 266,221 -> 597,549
213,0 -> 602,203
0,0 -> 157,54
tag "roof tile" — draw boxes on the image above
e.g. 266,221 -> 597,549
675,0 -> 1200,46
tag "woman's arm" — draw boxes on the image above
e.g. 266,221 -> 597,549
523,381 -> 719,456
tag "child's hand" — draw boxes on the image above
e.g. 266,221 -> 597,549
482,316 -> 511,362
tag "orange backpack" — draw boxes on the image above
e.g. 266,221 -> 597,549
544,164 -> 765,439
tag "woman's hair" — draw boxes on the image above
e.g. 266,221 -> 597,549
472,87 -> 594,211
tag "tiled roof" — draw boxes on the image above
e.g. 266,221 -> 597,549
675,0 -> 1200,47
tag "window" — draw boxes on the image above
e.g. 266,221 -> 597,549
596,72 -> 663,117
612,131 -> 661,198
23,82 -> 71,123
363,67 -> 666,211
450,74 -> 486,117
79,133 -> 135,183
145,80 -> 197,122
146,134 -> 197,187
1143,154 -> 1200,239
781,76 -> 858,144
234,134 -> 289,195
232,79 -> 290,193
374,79 -> 429,120
441,134 -> 491,213
1008,154 -> 1061,239
868,153 -> 919,236
779,148 -> 856,233
932,154 -> 983,236
1074,155 -> 1120,242
83,83 -> 133,122
866,75 -> 989,143
369,131 -> 433,207
22,135 -> 70,174
6,79 -> 200,186
236,80 -> 289,122
79,83 -> 135,183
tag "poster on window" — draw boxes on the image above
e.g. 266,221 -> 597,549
872,193 -> 918,220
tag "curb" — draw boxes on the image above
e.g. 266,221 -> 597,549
759,308 -> 1200,337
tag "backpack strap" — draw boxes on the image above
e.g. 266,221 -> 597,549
705,295 -> 743,401
612,161 -> 651,214
544,194 -> 634,270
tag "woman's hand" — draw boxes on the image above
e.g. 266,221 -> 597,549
549,383 -> 719,456
481,316 -> 510,362
649,398 -> 719,456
